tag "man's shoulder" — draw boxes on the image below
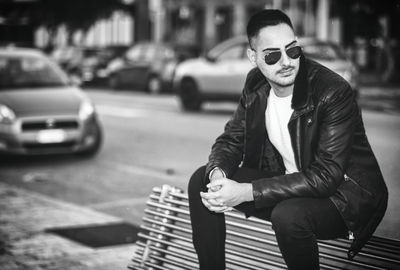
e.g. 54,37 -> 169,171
305,58 -> 353,101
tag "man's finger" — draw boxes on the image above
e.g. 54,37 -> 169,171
209,205 -> 230,212
200,191 -> 218,200
207,178 -> 225,189
202,198 -> 221,209
203,193 -> 224,206
219,207 -> 233,213
201,198 -> 211,209
209,198 -> 224,206
209,185 -> 221,192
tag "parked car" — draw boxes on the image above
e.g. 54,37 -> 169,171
50,46 -> 104,83
80,45 -> 129,85
50,46 -> 85,76
300,37 -> 359,91
0,47 -> 102,156
107,42 -> 179,94
174,36 -> 359,111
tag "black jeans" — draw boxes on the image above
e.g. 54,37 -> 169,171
188,166 -> 348,270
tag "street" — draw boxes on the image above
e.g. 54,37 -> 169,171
0,89 -> 237,229
0,87 -> 399,268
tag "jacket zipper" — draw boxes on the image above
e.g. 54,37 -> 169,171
348,231 -> 355,240
287,106 -> 314,171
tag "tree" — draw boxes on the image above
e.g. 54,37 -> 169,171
335,0 -> 400,83
35,0 -> 132,38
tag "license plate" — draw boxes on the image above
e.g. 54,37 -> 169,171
37,129 -> 66,143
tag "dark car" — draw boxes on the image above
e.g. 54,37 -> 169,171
0,47 -> 102,156
80,45 -> 129,85
107,42 -> 179,94
50,46 -> 86,76
50,46 -> 105,83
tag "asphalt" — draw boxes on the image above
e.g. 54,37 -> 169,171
0,84 -> 399,270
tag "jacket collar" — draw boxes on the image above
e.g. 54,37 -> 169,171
291,54 -> 309,110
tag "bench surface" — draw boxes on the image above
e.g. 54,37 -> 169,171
128,185 -> 400,270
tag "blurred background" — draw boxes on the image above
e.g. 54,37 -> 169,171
0,0 -> 399,269
1,0 -> 399,84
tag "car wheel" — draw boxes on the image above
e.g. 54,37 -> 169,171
108,74 -> 121,89
147,75 -> 162,94
179,78 -> 202,111
77,122 -> 103,157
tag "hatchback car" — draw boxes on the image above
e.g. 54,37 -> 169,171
107,42 -> 179,94
0,47 -> 102,156
174,36 -> 359,111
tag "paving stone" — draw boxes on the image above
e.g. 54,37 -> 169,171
0,183 -> 137,270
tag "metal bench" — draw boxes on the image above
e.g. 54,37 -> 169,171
128,185 -> 400,270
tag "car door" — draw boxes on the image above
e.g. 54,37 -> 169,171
201,42 -> 252,95
118,44 -> 151,87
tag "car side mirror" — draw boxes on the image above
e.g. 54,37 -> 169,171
69,75 -> 82,86
205,54 -> 217,63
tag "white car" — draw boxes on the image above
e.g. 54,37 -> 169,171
174,36 -> 359,111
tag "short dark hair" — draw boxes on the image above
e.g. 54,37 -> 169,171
246,9 -> 294,48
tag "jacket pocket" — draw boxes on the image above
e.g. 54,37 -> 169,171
344,174 -> 374,197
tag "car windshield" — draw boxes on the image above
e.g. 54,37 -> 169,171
126,44 -> 157,62
0,54 -> 68,90
302,42 -> 346,61
216,44 -> 246,61
125,44 -> 174,62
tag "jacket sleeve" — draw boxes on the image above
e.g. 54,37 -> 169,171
205,94 -> 246,179
253,81 -> 359,208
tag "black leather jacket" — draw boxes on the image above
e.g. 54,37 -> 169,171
206,56 -> 388,258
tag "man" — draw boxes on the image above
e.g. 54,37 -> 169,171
188,9 -> 388,270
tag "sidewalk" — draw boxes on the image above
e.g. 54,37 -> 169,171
0,182 -> 137,270
358,85 -> 400,113
357,71 -> 400,113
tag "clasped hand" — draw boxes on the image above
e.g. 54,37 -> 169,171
200,178 -> 252,213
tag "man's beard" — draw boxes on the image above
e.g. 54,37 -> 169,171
271,67 -> 297,88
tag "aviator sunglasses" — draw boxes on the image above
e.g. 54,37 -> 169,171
262,45 -> 302,65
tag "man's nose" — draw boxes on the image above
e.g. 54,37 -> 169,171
280,50 -> 291,66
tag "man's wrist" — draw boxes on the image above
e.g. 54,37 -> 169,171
209,167 -> 226,181
243,183 -> 254,202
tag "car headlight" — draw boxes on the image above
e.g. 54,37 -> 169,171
79,101 -> 95,120
0,105 -> 16,124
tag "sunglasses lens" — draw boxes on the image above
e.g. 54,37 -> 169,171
287,46 -> 302,59
265,51 -> 281,65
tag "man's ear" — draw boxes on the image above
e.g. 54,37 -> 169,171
247,48 -> 257,67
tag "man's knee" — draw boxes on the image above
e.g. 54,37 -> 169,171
188,165 -> 207,198
270,199 -> 312,237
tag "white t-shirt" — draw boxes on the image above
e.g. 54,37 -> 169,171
265,89 -> 298,174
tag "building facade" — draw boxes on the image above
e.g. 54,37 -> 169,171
31,0 -> 337,54
152,0 -> 336,54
